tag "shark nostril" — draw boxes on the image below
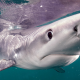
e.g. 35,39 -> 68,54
73,25 -> 78,32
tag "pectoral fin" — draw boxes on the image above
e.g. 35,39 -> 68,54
53,67 -> 65,73
0,59 -> 15,71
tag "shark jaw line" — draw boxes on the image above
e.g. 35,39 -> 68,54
40,53 -> 78,60
37,53 -> 79,69
40,48 -> 80,60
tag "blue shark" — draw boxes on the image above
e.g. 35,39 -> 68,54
0,0 -> 80,73
0,13 -> 80,73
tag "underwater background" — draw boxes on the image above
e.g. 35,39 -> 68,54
0,0 -> 80,80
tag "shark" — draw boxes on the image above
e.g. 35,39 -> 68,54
0,13 -> 80,73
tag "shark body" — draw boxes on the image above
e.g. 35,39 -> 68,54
0,13 -> 80,73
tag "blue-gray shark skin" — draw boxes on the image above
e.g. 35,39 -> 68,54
0,13 -> 80,73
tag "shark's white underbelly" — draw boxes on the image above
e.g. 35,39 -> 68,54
15,54 -> 79,69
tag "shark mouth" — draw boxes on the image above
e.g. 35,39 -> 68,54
40,54 -> 79,68
40,53 -> 79,60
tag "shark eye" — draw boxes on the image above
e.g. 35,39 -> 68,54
47,29 -> 53,40
73,25 -> 77,32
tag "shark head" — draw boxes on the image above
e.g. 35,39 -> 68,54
28,13 -> 80,58
20,14 -> 80,69
15,13 -> 80,69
